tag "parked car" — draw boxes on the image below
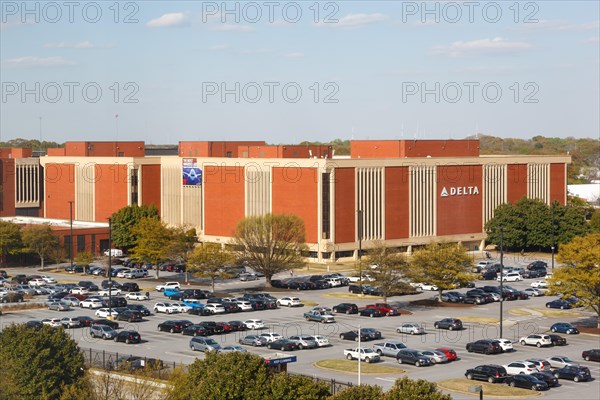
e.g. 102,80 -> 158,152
190,336 -> 222,352
239,335 -> 268,346
395,349 -> 431,367
121,282 -> 140,292
531,280 -> 548,288
125,292 -> 148,301
553,365 -> 592,382
434,318 -> 463,330
288,335 -> 318,350
465,364 -> 508,383
503,361 -> 539,375
157,320 -> 187,333
436,347 -> 458,362
332,303 -> 359,314
259,333 -> 284,343
339,330 -> 371,342
203,303 -> 226,315
97,288 -> 122,297
526,358 -> 552,372
504,375 -> 548,391
359,308 -> 383,318
492,339 -> 514,352
307,335 -> 330,347
530,372 -> 559,387
276,297 -> 302,307
95,308 -> 118,318
421,350 -> 449,364
114,330 -> 141,344
267,339 -> 299,351
182,324 -> 209,337
79,298 -> 104,309
527,261 -> 548,270
547,355 -> 578,369
60,317 -> 81,328
153,302 -> 179,314
90,324 -> 117,339
244,319 -> 265,330
466,340 -> 502,355
519,334 -> 552,348
73,315 -> 94,327
116,309 -> 143,322
548,334 -> 567,346
92,319 -> 119,329
126,304 -> 151,316
396,323 -> 425,335
550,322 -> 579,334
219,345 -> 247,353
582,349 -> 600,362
48,301 -> 71,311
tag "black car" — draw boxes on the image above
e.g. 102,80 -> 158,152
361,328 -> 382,340
396,349 -> 431,367
25,320 -> 44,329
157,320 -> 187,333
339,330 -> 371,342
548,334 -> 567,346
270,279 -> 288,288
187,307 -> 211,316
73,316 -> 94,327
227,320 -> 247,331
546,300 -> 572,309
527,261 -> 548,270
582,349 -> 600,362
465,364 -> 508,383
182,324 -> 209,336
103,297 -> 127,308
530,372 -> 559,387
116,309 -> 143,322
505,375 -> 548,391
181,289 -> 210,300
463,294 -> 486,305
114,330 -> 141,344
257,299 -> 278,309
359,308 -> 383,318
101,280 -> 122,289
78,281 -> 99,291
521,269 -> 546,279
554,365 -> 592,382
480,270 -> 498,280
434,318 -> 463,330
121,282 -> 140,292
11,274 -> 28,284
332,303 -> 359,314
267,339 -> 299,351
466,340 -> 502,355
126,304 -> 151,316
47,292 -> 69,301
92,319 -> 119,329
198,321 -> 224,335
221,301 -> 242,313
445,292 -> 466,302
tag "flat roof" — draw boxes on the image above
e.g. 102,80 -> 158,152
0,216 -> 108,229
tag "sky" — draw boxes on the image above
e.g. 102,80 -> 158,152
1,1 -> 598,145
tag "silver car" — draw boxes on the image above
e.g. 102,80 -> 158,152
396,323 -> 425,335
421,350 -> 449,364
190,337 -> 222,352
288,335 -> 318,350
90,325 -> 117,339
48,301 -> 71,311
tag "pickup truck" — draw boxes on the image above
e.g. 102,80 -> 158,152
344,347 -> 380,363
366,303 -> 401,316
303,310 -> 336,323
155,282 -> 180,292
372,341 -> 408,357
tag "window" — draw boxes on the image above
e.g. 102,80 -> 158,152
130,168 -> 139,205
91,234 -> 96,256
321,173 -> 330,239
77,235 -> 86,253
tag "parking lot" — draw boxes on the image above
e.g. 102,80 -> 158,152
1,267 -> 599,400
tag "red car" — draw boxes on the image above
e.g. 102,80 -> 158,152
365,303 -> 401,316
216,322 -> 233,333
436,347 -> 458,361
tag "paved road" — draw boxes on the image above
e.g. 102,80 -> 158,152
1,265 -> 599,399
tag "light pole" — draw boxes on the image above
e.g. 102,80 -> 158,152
108,217 -> 113,319
499,226 -> 504,338
551,203 -> 555,272
357,209 -> 363,293
358,323 -> 361,386
68,201 -> 74,269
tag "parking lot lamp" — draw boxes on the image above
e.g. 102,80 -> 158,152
108,217 -> 113,319
499,226 -> 504,338
68,201 -> 74,269
551,203 -> 555,272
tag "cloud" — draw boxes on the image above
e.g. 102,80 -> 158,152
240,48 -> 274,55
43,41 -> 108,49
208,23 -> 254,32
432,37 -> 532,57
456,65 -> 527,74
519,19 -> 599,33
285,52 -> 304,58
0,19 -> 34,31
147,12 -> 189,28
316,13 -> 388,28
208,44 -> 230,51
583,36 -> 600,45
2,56 -> 75,68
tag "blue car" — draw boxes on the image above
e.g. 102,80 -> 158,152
551,322 -> 579,334
545,300 -> 572,310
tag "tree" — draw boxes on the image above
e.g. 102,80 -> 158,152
590,210 -> 600,233
188,243 -> 235,292
267,373 -> 330,400
110,205 -> 159,250
75,251 -> 95,273
549,233 -> 600,328
329,384 -> 384,400
361,242 -> 410,302
0,324 -> 87,400
129,217 -> 173,278
385,377 -> 451,400
484,202 -> 526,250
164,226 -> 198,282
555,203 -> 590,245
231,213 -> 307,287
0,220 -> 23,266
21,224 -> 58,270
409,242 -> 475,302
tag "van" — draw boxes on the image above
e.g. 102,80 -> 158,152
104,249 -> 123,257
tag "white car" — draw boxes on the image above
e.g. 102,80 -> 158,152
79,298 -> 104,309
70,286 -> 91,295
95,308 -> 119,318
503,361 -> 539,375
155,282 -> 180,292
244,319 -> 265,330
524,288 -> 542,297
325,278 -> 342,287
153,302 -> 179,314
276,297 -> 302,307
526,358 -> 552,372
259,332 -> 283,343
396,323 -> 425,335
125,292 -> 149,301
421,350 -> 448,364
488,292 -> 502,302
418,283 -> 439,291
493,338 -> 514,352
42,318 -> 63,327
531,280 -> 548,288
547,355 -> 579,369
116,269 -> 130,278
171,302 -> 192,313
497,272 -> 522,282
347,274 -> 375,283
203,303 -> 226,314
28,278 -> 47,287
98,288 -> 121,296
234,300 -> 253,311
519,334 -> 552,348
308,335 -> 330,347
40,275 -> 57,284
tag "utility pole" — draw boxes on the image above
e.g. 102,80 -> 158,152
499,226 -> 504,338
108,217 -> 113,319
68,201 -> 74,269
551,203 -> 555,272
357,209 -> 363,293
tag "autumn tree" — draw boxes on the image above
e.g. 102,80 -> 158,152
0,324 -> 87,400
591,210 -> 600,233
361,242 -> 410,302
110,205 -> 159,250
549,233 -> 600,328
75,251 -> 95,273
21,224 -> 58,270
231,213 -> 307,287
0,220 -> 23,266
164,226 -> 198,282
188,243 -> 235,292
409,242 -> 475,302
129,217 -> 173,278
